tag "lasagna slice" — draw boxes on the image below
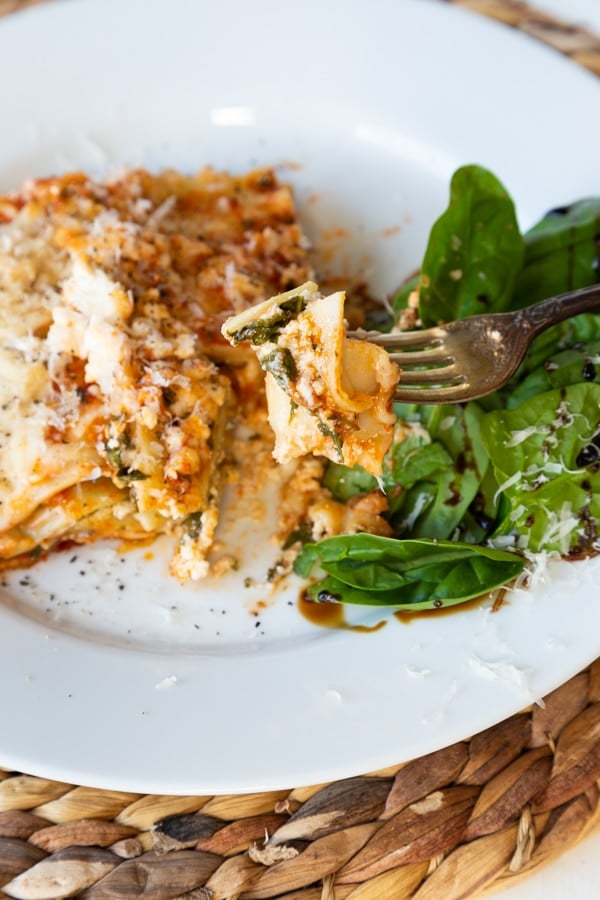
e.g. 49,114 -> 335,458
0,166 -> 313,580
222,282 -> 400,476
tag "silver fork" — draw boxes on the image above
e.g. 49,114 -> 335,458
354,283 -> 600,404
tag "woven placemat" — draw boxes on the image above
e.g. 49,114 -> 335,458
1,1 -> 600,898
1,666 -> 600,899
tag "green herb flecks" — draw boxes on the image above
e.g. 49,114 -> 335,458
104,429 -> 130,469
228,296 -> 307,346
261,346 -> 297,390
283,520 -> 314,550
317,418 -> 344,462
183,511 -> 203,538
116,467 -> 148,483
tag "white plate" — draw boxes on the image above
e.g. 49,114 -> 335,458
1,0 -> 600,795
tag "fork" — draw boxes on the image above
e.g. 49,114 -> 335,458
354,283 -> 600,404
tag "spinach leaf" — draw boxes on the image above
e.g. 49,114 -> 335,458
481,382 -> 600,555
228,295 -> 307,345
322,406 -> 490,544
511,199 -> 600,309
418,165 -> 524,326
386,403 -> 490,540
384,430 -> 453,489
322,462 -> 376,502
507,340 -> 600,408
504,311 -> 600,409
260,346 -> 297,389
295,534 -> 524,609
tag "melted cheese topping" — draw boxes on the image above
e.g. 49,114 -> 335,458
222,283 -> 400,475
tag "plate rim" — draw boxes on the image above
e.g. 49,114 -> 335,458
0,0 -> 599,794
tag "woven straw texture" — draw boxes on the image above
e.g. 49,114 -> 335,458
0,0 -> 600,898
2,663 -> 600,898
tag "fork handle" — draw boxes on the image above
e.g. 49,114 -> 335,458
515,283 -> 600,335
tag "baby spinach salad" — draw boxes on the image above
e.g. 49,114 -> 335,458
296,165 -> 600,611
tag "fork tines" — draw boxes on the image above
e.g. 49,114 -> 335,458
356,327 -> 445,350
356,328 -> 458,384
